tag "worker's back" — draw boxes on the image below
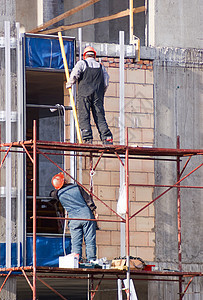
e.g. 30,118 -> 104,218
57,184 -> 92,219
78,59 -> 104,97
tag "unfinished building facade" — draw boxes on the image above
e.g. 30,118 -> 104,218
0,0 -> 202,299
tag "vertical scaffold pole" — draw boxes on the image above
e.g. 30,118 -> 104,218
33,120 -> 37,300
125,127 -> 130,299
177,136 -> 182,299
119,30 -> 125,257
5,20 -> 12,269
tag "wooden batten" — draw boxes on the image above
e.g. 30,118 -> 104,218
40,6 -> 146,35
29,0 -> 100,34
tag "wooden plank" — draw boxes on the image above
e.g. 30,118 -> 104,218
40,6 -> 146,35
58,32 -> 82,143
29,0 -> 100,34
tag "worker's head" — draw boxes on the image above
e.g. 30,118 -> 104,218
51,172 -> 65,190
83,46 -> 96,59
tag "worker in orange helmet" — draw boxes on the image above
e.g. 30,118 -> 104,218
50,173 -> 98,262
66,46 -> 113,145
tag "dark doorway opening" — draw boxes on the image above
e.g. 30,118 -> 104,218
26,70 -> 65,234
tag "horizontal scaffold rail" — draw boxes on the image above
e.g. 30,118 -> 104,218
0,266 -> 202,278
1,140 -> 203,157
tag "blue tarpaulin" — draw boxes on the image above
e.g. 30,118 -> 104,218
25,35 -> 75,70
0,236 -> 71,268
26,235 -> 71,267
0,243 -> 23,268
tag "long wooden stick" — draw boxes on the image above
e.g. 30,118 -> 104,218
129,0 -> 134,44
29,0 -> 100,33
40,7 -> 146,35
58,32 -> 82,144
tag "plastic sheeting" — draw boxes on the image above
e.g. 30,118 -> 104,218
26,235 -> 71,267
0,243 -> 23,268
0,236 -> 71,268
25,35 -> 75,70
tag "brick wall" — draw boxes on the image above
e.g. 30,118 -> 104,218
64,58 -> 155,262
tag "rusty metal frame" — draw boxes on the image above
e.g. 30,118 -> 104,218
0,121 -> 202,300
91,274 -> 104,299
0,144 -> 12,167
36,276 -> 67,300
36,148 -> 125,221
0,270 -> 12,292
129,161 -> 203,220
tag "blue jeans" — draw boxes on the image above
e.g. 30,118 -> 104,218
69,218 -> 96,261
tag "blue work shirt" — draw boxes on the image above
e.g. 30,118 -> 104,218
57,184 -> 94,219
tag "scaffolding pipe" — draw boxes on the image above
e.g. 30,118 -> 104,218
33,121 -> 37,300
5,20 -> 12,269
37,148 -> 125,221
26,104 -> 72,110
35,216 -> 124,223
0,145 -> 12,168
78,27 -> 83,184
130,161 -> 203,220
16,22 -> 25,268
125,128 -> 130,299
21,268 -> 33,292
130,183 -> 203,189
177,136 -> 182,300
0,123 -> 202,297
182,276 -> 194,298
36,276 -> 67,300
119,30 -> 126,257
0,270 -> 12,293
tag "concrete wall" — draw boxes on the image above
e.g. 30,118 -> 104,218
43,0 -> 64,28
149,47 -> 203,299
148,0 -> 203,48
0,0 -> 16,35
16,0 -> 38,32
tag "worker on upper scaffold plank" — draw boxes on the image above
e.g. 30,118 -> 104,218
66,46 -> 113,145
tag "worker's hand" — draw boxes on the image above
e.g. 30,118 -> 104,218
93,210 -> 98,220
94,212 -> 100,230
66,82 -> 72,89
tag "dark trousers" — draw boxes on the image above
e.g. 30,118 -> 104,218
78,91 -> 112,141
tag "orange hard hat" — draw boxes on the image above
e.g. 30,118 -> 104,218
83,46 -> 96,59
51,172 -> 65,190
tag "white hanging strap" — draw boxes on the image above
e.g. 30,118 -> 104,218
90,169 -> 96,193
63,210 -> 68,256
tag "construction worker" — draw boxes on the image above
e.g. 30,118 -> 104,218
66,46 -> 113,144
50,172 -> 97,262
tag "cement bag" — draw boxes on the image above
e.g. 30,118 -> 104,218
117,184 -> 127,215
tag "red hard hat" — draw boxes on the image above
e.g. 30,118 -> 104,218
51,172 -> 65,190
83,46 -> 96,59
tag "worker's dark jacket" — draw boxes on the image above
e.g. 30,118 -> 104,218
50,183 -> 96,219
78,60 -> 104,98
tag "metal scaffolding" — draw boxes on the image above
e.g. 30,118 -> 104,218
0,120 -> 202,299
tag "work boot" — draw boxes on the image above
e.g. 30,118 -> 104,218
102,137 -> 113,145
84,139 -> 93,144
